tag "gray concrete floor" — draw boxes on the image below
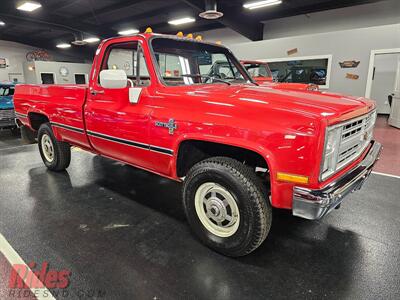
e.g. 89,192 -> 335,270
0,132 -> 399,299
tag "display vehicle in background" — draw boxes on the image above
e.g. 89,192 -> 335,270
0,83 -> 19,135
14,33 -> 381,256
241,60 -> 319,91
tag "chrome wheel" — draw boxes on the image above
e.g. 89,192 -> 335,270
194,182 -> 240,237
41,134 -> 54,162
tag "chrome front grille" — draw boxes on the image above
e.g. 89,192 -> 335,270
320,110 -> 377,181
336,111 -> 376,170
0,108 -> 16,120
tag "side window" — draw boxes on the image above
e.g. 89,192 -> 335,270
41,73 -> 55,84
101,42 -> 150,86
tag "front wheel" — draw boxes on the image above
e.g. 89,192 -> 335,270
183,157 -> 272,257
38,123 -> 71,171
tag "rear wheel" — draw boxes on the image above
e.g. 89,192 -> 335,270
183,157 -> 272,257
38,123 -> 71,171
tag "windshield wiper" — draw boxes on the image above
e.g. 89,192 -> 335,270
181,74 -> 231,85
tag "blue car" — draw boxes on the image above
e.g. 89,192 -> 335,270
0,83 -> 19,134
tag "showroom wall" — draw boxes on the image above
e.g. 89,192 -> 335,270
231,24 -> 400,97
199,0 -> 400,46
0,40 -> 86,83
198,0 -> 400,98
0,40 -> 36,83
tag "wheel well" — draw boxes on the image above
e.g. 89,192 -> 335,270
176,140 -> 269,177
28,113 -> 49,131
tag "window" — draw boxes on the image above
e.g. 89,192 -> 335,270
0,87 -> 14,96
101,42 -> 150,86
151,38 -> 250,86
74,74 -> 87,84
40,73 -> 55,84
243,63 -> 272,78
265,55 -> 332,88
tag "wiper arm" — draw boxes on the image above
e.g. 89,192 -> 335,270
181,74 -> 231,85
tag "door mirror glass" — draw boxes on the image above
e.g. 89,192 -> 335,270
99,70 -> 127,89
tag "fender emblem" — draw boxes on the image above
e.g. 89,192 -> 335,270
155,118 -> 177,135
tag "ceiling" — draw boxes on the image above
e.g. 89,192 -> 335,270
0,0 -> 387,58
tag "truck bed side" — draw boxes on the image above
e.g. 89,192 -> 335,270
14,84 -> 91,149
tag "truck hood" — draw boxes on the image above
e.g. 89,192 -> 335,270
187,84 -> 375,125
0,96 -> 14,110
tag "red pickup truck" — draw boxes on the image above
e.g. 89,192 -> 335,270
14,33 -> 381,256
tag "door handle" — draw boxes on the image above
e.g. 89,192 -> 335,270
90,89 -> 105,95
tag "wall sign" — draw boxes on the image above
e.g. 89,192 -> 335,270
339,60 -> 360,68
346,73 -> 359,80
59,66 -> 69,77
287,48 -> 298,56
0,58 -> 7,68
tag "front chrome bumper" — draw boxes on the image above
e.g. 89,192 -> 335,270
292,140 -> 382,220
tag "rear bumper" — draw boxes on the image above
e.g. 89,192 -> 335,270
292,140 -> 382,220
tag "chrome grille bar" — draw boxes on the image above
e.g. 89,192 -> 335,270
337,111 -> 376,171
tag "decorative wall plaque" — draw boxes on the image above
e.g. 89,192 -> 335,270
0,58 -> 7,68
339,60 -> 360,68
346,73 -> 359,80
287,48 -> 298,56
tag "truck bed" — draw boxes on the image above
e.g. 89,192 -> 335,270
14,84 -> 90,148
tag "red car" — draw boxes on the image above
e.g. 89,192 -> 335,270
14,34 -> 381,256
241,60 -> 319,91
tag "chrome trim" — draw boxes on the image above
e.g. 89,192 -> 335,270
86,129 -> 174,156
294,140 -> 382,220
51,122 -> 84,133
15,112 -> 27,118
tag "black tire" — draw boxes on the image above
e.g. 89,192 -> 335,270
183,157 -> 272,257
20,125 -> 37,144
11,127 -> 21,137
38,123 -> 71,171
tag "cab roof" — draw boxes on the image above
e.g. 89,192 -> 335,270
103,32 -> 228,49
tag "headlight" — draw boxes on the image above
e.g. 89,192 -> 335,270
321,127 -> 341,180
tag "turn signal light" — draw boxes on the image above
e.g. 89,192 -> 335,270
186,33 -> 193,39
145,27 -> 153,33
277,172 -> 309,184
195,35 -> 203,41
177,31 -> 184,37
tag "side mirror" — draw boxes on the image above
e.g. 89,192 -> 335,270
99,70 -> 127,89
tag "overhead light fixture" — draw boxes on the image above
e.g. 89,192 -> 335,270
0,21 -> 5,26
243,0 -> 282,10
56,43 -> 71,49
17,1 -> 42,12
199,0 -> 223,20
168,17 -> 195,26
118,29 -> 139,36
83,37 -> 100,43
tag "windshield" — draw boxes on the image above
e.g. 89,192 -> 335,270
151,38 -> 251,86
244,63 -> 273,78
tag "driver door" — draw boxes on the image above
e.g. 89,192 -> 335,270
85,40 -> 154,169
